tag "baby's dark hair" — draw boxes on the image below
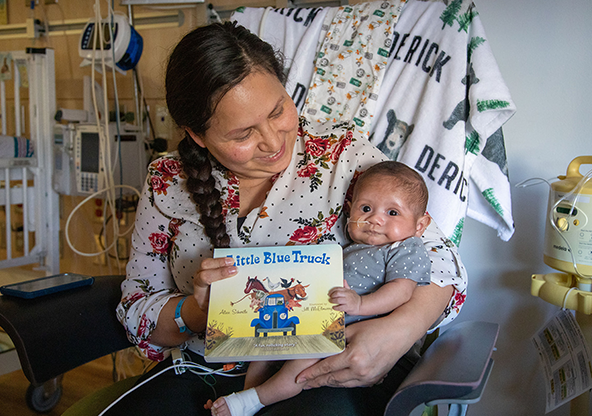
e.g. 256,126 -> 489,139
165,22 -> 285,248
354,161 -> 429,217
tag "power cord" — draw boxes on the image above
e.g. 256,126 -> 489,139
548,168 -> 592,280
97,348 -> 247,416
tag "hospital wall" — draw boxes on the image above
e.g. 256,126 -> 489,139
455,0 -> 592,415
1,0 -> 591,414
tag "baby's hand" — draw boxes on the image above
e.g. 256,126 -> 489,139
329,280 -> 362,315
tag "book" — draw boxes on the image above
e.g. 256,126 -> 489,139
205,244 -> 345,362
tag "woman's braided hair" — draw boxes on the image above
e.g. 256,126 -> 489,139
165,22 -> 286,248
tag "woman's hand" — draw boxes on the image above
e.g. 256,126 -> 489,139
296,283 -> 453,389
296,316 -> 407,388
150,257 -> 237,347
193,257 -> 238,311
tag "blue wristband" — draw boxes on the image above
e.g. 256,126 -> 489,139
174,296 -> 196,336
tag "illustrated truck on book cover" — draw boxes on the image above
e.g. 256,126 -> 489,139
206,245 -> 345,362
251,293 -> 300,337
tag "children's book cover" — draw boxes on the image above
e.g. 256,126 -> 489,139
205,244 -> 345,362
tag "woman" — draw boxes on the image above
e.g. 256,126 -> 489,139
111,21 -> 466,416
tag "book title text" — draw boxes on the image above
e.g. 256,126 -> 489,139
226,250 -> 331,266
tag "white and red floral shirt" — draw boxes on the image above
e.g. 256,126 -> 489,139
116,119 -> 467,360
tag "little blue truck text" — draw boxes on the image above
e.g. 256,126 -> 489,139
227,250 -> 331,266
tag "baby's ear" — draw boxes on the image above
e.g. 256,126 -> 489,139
415,214 -> 431,237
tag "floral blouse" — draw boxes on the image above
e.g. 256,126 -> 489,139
116,119 -> 467,360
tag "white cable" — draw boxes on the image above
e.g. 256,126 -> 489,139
105,0 -> 124,267
106,4 -> 124,178
90,0 -> 116,250
517,170 -> 592,280
65,0 -> 131,261
97,361 -> 247,416
549,168 -> 592,279
134,64 -> 146,137
64,185 -> 140,257
562,286 -> 577,310
514,177 -> 555,188
96,0 -> 117,263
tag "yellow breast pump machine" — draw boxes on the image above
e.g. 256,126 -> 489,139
531,156 -> 592,312
531,159 -> 592,416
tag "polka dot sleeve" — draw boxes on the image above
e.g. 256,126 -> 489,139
115,174 -> 181,361
421,220 -> 468,329
385,237 -> 431,286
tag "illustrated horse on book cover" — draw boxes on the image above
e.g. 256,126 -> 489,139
231,276 -> 310,311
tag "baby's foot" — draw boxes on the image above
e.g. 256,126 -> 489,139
210,388 -> 264,416
210,397 -> 232,416
204,399 -> 215,411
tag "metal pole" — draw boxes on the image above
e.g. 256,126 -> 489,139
128,5 -> 141,129
572,312 -> 592,416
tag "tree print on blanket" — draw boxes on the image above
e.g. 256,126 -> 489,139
465,130 -> 480,155
440,0 -> 461,29
477,99 -> 511,112
456,4 -> 478,32
482,188 -> 504,218
451,217 -> 464,246
440,0 -> 477,33
467,36 -> 485,61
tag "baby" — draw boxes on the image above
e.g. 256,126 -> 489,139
207,161 -> 432,416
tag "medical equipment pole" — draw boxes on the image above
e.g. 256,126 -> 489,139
572,312 -> 591,416
128,5 -> 141,129
531,275 -> 592,415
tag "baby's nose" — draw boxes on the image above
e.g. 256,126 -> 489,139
367,213 -> 384,226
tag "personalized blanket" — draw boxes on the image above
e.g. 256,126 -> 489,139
232,0 -> 516,244
367,0 -> 516,243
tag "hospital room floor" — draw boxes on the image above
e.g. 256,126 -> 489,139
0,219 -> 143,416
0,354 -> 114,416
